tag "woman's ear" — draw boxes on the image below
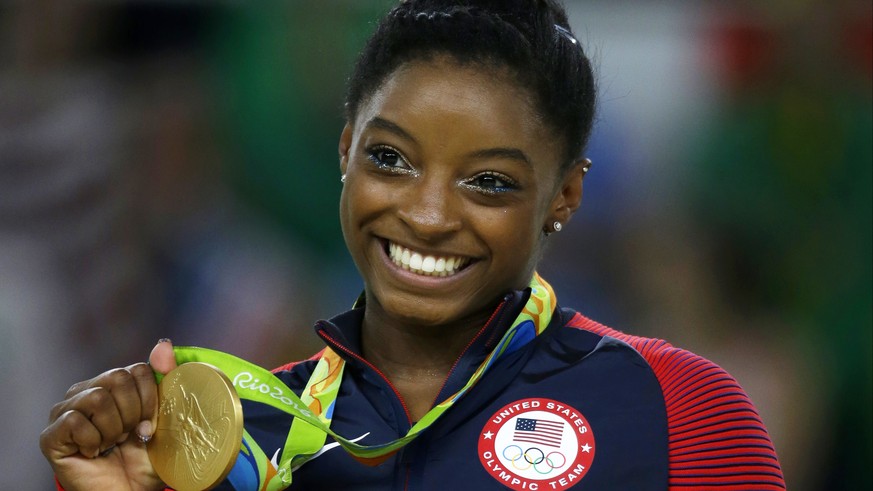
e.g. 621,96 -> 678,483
548,158 -> 591,228
339,123 -> 353,175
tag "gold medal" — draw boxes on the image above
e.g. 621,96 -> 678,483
148,362 -> 244,491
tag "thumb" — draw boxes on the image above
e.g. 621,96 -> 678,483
149,338 -> 178,375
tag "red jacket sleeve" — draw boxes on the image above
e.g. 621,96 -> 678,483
568,313 -> 786,490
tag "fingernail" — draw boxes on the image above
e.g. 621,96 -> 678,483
136,420 -> 154,442
158,338 -> 172,344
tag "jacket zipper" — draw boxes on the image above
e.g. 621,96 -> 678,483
318,331 -> 414,425
428,298 -> 509,407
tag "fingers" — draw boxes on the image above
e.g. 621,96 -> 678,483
42,390 -> 129,460
43,340 -> 174,463
41,409 -> 104,459
148,338 -> 177,376
128,362 -> 159,442
44,362 -> 159,459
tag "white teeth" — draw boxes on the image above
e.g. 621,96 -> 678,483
387,242 -> 469,277
409,253 -> 423,270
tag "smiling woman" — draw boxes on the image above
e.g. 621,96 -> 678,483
340,60 -> 576,335
41,1 -> 785,491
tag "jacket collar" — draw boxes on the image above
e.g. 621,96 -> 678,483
313,288 -> 533,398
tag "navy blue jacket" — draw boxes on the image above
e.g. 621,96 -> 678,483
217,288 -> 784,491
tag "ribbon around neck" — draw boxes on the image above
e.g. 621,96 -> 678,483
166,273 -> 556,491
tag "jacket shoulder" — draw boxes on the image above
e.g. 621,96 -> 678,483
562,310 -> 785,490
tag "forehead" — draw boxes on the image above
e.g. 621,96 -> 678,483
351,58 -> 562,168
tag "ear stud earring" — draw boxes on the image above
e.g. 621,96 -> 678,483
544,221 -> 563,237
341,174 -> 346,183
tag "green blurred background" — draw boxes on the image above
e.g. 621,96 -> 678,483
0,1 -> 869,489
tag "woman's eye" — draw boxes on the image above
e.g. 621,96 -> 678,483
465,172 -> 518,194
367,146 -> 410,171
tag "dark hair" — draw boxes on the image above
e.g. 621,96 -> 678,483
345,0 -> 596,168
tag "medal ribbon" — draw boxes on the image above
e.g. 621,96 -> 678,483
170,273 -> 556,491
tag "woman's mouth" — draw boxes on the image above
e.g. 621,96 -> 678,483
387,241 -> 472,277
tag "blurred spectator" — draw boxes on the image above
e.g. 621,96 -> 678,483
128,50 -> 325,366
0,1 -> 356,487
1,1 -> 152,487
685,1 -> 872,489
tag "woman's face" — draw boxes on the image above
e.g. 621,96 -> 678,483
339,58 -> 582,328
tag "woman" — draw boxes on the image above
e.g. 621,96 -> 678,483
41,1 -> 786,490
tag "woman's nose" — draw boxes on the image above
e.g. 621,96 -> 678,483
396,177 -> 462,240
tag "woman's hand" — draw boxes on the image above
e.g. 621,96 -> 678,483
40,340 -> 178,491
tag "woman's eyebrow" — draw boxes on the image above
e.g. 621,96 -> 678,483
364,116 -> 418,145
364,116 -> 531,167
466,148 -> 532,168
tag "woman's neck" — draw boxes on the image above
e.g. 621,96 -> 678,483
360,308 -> 487,376
360,305 -> 492,421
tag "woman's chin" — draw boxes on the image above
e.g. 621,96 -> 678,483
368,293 -> 486,331
384,302 -> 459,328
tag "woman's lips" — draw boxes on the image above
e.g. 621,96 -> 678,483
386,240 -> 472,277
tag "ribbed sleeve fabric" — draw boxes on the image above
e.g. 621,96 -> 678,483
566,312 -> 786,490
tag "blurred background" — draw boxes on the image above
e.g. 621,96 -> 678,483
0,0 -> 869,489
